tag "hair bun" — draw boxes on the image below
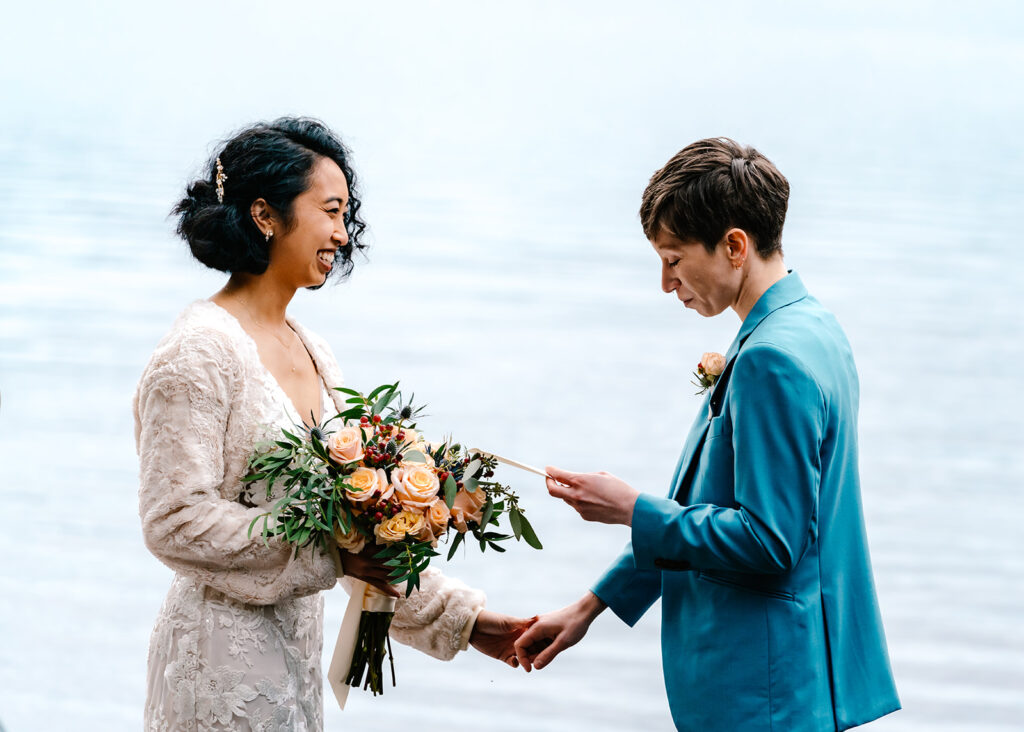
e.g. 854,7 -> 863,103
173,178 -> 251,273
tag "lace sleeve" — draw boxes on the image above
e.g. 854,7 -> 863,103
134,326 -> 338,606
389,568 -> 486,661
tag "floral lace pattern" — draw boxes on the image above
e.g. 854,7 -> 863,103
136,301 -> 485,730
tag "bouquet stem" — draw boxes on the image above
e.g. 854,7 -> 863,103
345,610 -> 395,695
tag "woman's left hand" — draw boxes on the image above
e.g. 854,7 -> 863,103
470,610 -> 537,668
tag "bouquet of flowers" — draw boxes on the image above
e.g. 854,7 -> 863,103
244,382 -> 541,697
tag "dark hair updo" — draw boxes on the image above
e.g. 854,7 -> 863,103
173,116 -> 368,281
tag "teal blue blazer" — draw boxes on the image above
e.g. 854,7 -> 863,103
593,272 -> 899,731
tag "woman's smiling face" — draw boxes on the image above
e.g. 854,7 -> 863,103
266,156 -> 351,289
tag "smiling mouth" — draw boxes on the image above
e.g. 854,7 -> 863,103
317,249 -> 336,267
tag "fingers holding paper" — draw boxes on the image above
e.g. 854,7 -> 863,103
545,466 -> 640,526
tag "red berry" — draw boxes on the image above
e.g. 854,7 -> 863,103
360,416 -> 369,424
439,471 -> 449,481
397,431 -> 405,440
372,415 -> 382,424
375,512 -> 383,520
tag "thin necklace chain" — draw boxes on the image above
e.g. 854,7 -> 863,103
236,296 -> 303,373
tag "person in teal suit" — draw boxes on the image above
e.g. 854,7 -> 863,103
514,138 -> 900,731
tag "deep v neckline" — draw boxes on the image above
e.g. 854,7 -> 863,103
205,299 -> 327,428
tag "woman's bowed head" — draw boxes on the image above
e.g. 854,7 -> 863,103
645,137 -> 790,322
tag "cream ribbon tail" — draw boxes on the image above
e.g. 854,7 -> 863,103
327,580 -> 400,710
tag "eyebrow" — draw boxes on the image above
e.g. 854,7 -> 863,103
323,197 -> 348,206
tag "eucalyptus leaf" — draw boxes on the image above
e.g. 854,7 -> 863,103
446,531 -> 465,560
518,514 -> 543,550
509,509 -> 523,540
444,475 -> 457,508
480,499 -> 495,529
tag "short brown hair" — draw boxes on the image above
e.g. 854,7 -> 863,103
640,138 -> 789,257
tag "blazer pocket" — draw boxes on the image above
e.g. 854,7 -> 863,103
706,414 -> 732,441
697,570 -> 795,602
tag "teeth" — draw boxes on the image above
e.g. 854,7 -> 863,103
318,250 -> 334,265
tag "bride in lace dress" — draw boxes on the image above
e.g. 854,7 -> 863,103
135,118 -> 532,731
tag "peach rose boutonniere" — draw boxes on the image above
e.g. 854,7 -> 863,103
693,351 -> 726,395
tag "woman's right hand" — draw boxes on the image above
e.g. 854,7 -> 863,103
339,544 -> 401,597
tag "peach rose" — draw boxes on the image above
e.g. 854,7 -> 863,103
327,426 -> 364,464
374,510 -> 426,544
451,486 -> 487,532
345,467 -> 392,507
421,501 -> 450,540
700,352 -> 726,376
333,522 -> 367,554
393,464 -> 441,510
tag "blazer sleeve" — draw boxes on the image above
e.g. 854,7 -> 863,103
631,343 -> 825,574
135,327 -> 339,605
591,541 -> 663,626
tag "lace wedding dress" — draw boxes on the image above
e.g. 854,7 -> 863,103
135,301 -> 485,731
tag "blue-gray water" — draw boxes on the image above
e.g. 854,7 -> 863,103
2,2 -> 1023,730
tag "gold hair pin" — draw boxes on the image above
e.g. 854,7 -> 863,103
215,157 -> 228,203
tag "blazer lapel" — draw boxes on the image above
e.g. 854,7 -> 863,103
668,271 -> 810,502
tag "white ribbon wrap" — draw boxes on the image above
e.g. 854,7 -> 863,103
327,580 -> 399,710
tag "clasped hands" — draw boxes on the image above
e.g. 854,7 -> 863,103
341,464 -> 640,671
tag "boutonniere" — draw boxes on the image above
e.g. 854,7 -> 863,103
692,352 -> 726,395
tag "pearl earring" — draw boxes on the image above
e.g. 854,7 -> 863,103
265,229 -> 273,242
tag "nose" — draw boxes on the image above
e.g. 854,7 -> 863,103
661,263 -> 677,294
333,222 -> 349,248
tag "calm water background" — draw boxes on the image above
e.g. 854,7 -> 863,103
2,2 -> 1023,730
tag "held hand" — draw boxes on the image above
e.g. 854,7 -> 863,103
469,610 -> 538,668
545,466 -> 640,526
513,592 -> 606,672
339,544 -> 401,598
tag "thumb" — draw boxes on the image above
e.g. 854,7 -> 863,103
545,465 -> 578,484
533,635 -> 568,670
514,621 -> 543,652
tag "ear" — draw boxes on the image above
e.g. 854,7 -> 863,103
250,198 -> 277,238
722,228 -> 750,269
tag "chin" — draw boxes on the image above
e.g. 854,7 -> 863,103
693,302 -> 727,318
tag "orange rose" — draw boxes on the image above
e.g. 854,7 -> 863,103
700,352 -> 726,376
327,426 -> 364,464
418,498 -> 451,545
451,486 -> 487,532
374,510 -> 426,544
345,467 -> 392,507
333,522 -> 367,554
393,464 -> 440,510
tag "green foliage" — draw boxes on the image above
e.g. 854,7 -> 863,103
243,385 -> 543,597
